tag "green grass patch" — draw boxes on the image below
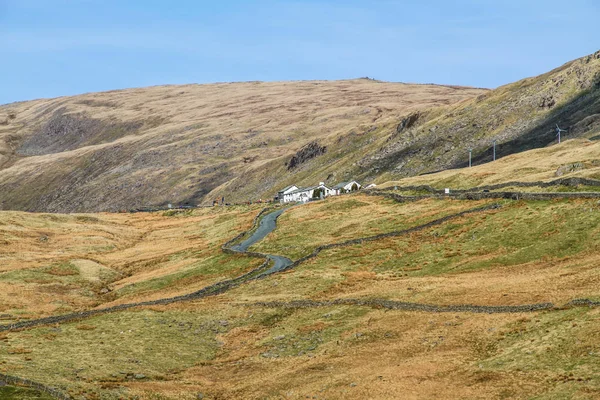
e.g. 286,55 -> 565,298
330,199 -> 600,277
162,209 -> 194,217
256,306 -> 370,358
476,308 -> 600,398
115,253 -> 261,298
0,262 -> 83,285
0,309 -> 230,398
0,386 -> 54,400
250,196 -> 494,260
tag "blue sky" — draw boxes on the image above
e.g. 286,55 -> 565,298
0,0 -> 598,104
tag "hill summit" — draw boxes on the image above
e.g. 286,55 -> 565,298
0,50 -> 599,212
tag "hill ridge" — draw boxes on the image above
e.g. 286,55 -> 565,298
0,50 -> 598,212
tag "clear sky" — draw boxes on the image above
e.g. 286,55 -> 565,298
0,0 -> 598,104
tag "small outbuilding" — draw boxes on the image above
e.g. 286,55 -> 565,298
333,180 -> 361,195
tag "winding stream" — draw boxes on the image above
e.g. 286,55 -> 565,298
230,208 -> 293,275
3,200 -> 600,398
0,207 -> 292,335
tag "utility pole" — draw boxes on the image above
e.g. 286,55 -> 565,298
492,140 -> 496,161
468,148 -> 472,168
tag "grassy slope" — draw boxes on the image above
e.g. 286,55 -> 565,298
2,187 -> 600,398
380,136 -> 600,190
1,52 -> 599,213
1,51 -> 598,213
0,80 -> 485,212
366,50 -> 600,183
0,205 -> 265,322
0,386 -> 54,400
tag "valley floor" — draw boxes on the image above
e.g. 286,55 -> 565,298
1,189 -> 600,399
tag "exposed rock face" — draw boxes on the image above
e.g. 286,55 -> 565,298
396,112 -> 420,134
539,96 -> 556,108
287,141 -> 327,170
571,114 -> 600,135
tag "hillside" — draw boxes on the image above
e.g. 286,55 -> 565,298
0,80 -> 484,212
2,51 -> 599,213
2,162 -> 600,398
381,137 -> 600,190
3,51 -> 600,399
359,50 -> 600,185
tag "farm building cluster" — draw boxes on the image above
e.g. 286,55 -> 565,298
276,181 -> 362,204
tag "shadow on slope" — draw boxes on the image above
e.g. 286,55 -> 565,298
462,81 -> 600,168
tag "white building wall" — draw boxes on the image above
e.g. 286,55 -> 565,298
343,181 -> 361,191
280,184 -> 337,203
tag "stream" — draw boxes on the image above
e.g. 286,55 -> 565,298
229,208 -> 293,274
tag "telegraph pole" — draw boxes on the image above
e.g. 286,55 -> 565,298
492,140 -> 496,161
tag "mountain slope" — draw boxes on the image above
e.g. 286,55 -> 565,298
0,80 -> 484,212
1,50 -> 599,212
381,137 -> 600,190
366,50 -> 600,182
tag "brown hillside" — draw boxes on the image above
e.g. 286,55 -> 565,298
367,50 -> 600,183
0,80 -> 484,212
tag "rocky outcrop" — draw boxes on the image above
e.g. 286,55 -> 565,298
571,114 -> 600,135
539,95 -> 556,108
287,141 -> 327,170
555,163 -> 585,177
396,112 -> 421,133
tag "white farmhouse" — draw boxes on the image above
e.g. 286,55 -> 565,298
332,180 -> 361,195
279,182 -> 335,204
275,185 -> 299,202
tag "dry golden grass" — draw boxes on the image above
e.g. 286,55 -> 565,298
2,194 -> 600,399
0,80 -> 485,212
382,137 -> 600,189
91,297 -> 597,400
0,205 -> 263,320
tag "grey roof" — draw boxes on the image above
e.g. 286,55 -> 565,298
333,181 -> 350,189
285,184 -> 332,196
333,180 -> 359,189
278,185 -> 298,193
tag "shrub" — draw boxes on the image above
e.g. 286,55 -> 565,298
312,188 -> 324,199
